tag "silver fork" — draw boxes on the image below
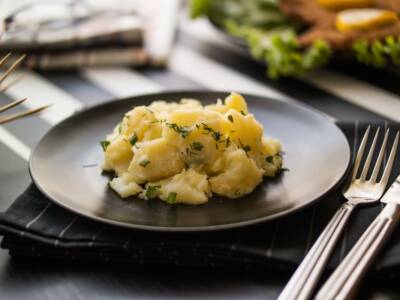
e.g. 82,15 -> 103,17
278,126 -> 399,300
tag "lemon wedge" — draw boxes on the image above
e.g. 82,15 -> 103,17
317,0 -> 375,10
336,8 -> 398,32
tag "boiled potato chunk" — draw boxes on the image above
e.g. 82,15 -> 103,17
205,98 -> 226,113
103,137 -> 133,176
147,169 -> 211,205
110,173 -> 142,198
262,137 -> 283,176
149,99 -> 202,115
223,109 -> 265,168
225,92 -> 248,114
128,138 -> 184,184
121,106 -> 162,142
209,149 -> 263,198
262,137 -> 281,157
162,109 -> 229,168
101,92 -> 283,204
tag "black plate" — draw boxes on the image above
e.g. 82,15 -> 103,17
30,91 -> 350,231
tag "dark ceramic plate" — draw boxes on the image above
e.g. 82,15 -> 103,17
30,91 -> 350,231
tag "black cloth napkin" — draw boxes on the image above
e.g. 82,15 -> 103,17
1,122 -> 400,274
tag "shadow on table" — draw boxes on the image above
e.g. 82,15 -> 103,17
0,253 -> 400,300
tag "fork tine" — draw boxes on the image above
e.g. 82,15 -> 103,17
360,127 -> 380,181
0,54 -> 26,84
370,129 -> 389,182
380,131 -> 399,186
352,126 -> 371,180
0,53 -> 12,66
0,97 -> 27,113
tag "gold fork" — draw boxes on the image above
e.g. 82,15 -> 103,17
0,52 -> 50,124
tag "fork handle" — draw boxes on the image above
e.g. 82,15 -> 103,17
316,202 -> 400,300
278,202 -> 356,300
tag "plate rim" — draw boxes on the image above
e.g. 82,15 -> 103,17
29,90 -> 351,232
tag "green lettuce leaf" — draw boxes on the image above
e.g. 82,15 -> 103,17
190,0 -> 210,18
226,21 -> 331,79
190,0 -> 331,79
353,36 -> 400,67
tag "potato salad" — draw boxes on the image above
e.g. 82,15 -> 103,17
100,93 -> 283,205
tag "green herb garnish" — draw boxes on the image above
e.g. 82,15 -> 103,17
243,145 -> 251,152
212,131 -> 222,141
266,156 -> 274,163
167,123 -> 191,138
130,134 -> 138,145
191,142 -> 204,151
240,110 -> 246,116
118,123 -> 122,134
201,123 -> 213,132
228,115 -> 234,122
139,159 -> 150,167
199,123 -> 223,142
100,140 -> 110,151
146,185 -> 161,199
166,192 -> 177,204
238,139 -> 251,153
226,137 -> 231,147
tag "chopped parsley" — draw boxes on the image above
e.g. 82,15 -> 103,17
266,156 -> 274,163
145,185 -> 161,199
100,140 -> 110,151
185,146 -> 198,157
200,123 -> 223,142
240,110 -> 246,116
130,134 -> 138,145
228,115 -> 234,122
166,192 -> 177,204
226,137 -> 231,147
139,159 -> 150,167
166,122 -> 191,138
212,131 -> 222,141
191,142 -> 204,151
238,139 -> 251,155
201,123 -> 213,133
118,123 -> 122,134
243,145 -> 251,152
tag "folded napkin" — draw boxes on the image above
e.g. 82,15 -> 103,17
0,0 -> 179,69
1,122 -> 400,275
